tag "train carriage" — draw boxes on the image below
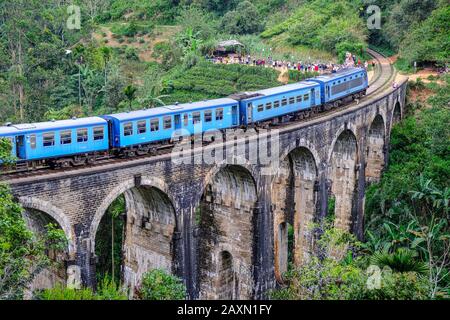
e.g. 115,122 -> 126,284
0,127 -> 18,163
232,81 -> 322,126
103,98 -> 240,151
310,67 -> 368,107
0,117 -> 109,167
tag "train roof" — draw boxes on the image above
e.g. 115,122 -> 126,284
238,81 -> 320,101
104,98 -> 238,122
0,117 -> 107,136
312,67 -> 366,82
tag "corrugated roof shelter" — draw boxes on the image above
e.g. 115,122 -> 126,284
215,40 -> 245,53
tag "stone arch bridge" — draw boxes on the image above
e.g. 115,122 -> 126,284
3,81 -> 407,299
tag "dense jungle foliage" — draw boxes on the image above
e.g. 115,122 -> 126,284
272,75 -> 450,300
0,0 -> 449,300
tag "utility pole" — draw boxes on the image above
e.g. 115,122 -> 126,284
77,55 -> 84,107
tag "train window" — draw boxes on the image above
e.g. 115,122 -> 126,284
43,132 -> 55,147
60,130 -> 72,145
151,118 -> 159,131
184,114 -> 189,126
164,116 -> 172,129
274,101 -> 280,108
266,102 -> 272,110
289,97 -> 295,104
303,94 -> 309,101
77,128 -> 89,142
281,99 -> 288,106
205,110 -> 212,122
30,134 -> 36,149
94,127 -> 104,140
193,112 -> 201,124
257,104 -> 264,112
123,123 -> 133,137
216,108 -> 224,121
296,96 -> 302,103
137,121 -> 147,134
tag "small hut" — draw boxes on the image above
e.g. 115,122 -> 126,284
214,40 -> 245,57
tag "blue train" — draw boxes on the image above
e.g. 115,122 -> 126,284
0,67 -> 367,170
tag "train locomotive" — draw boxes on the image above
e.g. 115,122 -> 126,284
0,67 -> 368,171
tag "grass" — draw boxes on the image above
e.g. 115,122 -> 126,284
162,60 -> 281,104
395,57 -> 415,73
236,34 -> 335,63
369,44 -> 397,58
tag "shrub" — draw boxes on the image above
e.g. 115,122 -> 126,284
37,276 -> 128,300
95,276 -> 128,300
269,223 -> 430,300
288,70 -> 319,82
137,269 -> 186,300
37,285 -> 97,300
370,248 -> 429,274
125,47 -> 139,60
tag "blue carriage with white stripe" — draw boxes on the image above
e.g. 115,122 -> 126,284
102,98 -> 240,155
0,117 -> 109,168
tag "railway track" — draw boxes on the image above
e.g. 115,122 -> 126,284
1,49 -> 397,184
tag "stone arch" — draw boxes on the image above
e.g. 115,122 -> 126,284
90,177 -> 179,293
217,250 -> 235,300
197,165 -> 257,300
201,160 -> 258,202
327,124 -> 359,165
18,196 -> 75,256
90,177 -> 177,249
392,101 -> 402,125
366,114 -> 386,183
272,147 -> 318,282
18,197 -> 74,295
90,178 -> 135,247
278,138 -> 322,173
329,129 -> 358,231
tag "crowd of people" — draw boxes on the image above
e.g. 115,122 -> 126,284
209,51 -> 373,75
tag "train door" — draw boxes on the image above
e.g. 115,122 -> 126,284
232,105 -> 238,126
247,103 -> 253,124
311,89 -> 316,107
108,121 -> 114,148
174,114 -> 181,130
16,135 -> 26,159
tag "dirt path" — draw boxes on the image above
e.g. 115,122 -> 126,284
277,67 -> 289,83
